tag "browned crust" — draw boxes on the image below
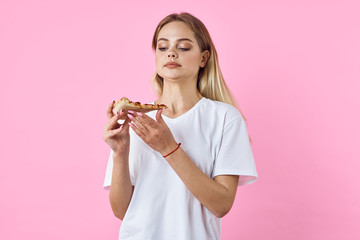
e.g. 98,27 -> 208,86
112,97 -> 168,119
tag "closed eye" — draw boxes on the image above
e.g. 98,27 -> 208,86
157,47 -> 190,51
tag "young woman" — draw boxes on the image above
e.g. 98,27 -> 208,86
103,12 -> 258,240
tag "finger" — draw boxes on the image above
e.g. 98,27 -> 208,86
105,109 -> 125,130
127,111 -> 148,126
109,115 -> 132,135
128,110 -> 158,128
106,100 -> 116,119
104,125 -> 124,139
104,115 -> 131,139
122,115 -> 131,131
156,109 -> 165,124
129,122 -> 146,140
127,113 -> 150,134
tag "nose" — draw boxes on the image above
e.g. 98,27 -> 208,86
167,49 -> 178,59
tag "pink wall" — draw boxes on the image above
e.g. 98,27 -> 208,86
1,0 -> 359,239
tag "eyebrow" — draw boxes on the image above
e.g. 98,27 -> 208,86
157,38 -> 193,43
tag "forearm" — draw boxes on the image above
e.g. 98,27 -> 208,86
109,152 -> 133,220
164,147 -> 236,218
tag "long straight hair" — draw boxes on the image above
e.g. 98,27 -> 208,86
151,12 -> 252,143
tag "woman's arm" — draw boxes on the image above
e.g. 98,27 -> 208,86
127,110 -> 239,218
163,145 -> 239,218
103,103 -> 134,220
109,151 -> 134,220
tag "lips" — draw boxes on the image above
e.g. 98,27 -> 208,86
165,62 -> 181,68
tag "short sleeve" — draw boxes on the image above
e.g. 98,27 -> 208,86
103,150 -> 113,190
212,117 -> 258,186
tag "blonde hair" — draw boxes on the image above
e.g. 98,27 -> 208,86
151,12 -> 252,143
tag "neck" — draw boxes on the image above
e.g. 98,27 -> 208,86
155,77 -> 203,118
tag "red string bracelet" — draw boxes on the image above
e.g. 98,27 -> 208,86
163,143 -> 181,158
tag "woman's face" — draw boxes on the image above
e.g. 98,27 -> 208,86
155,21 -> 209,82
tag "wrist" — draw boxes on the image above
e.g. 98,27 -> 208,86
161,142 -> 181,158
113,149 -> 129,160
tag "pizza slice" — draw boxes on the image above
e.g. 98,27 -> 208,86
112,97 -> 167,119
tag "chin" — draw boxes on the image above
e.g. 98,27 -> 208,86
157,72 -> 181,81
162,76 -> 182,81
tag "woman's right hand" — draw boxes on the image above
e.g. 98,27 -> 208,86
102,101 -> 131,155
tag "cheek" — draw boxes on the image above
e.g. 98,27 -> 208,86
155,53 -> 164,74
187,52 -> 201,63
155,53 -> 161,66
185,54 -> 202,69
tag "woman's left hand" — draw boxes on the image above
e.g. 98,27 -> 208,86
127,109 -> 179,156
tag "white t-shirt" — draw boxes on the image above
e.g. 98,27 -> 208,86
103,97 -> 258,240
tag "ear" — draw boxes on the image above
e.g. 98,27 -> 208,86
200,50 -> 210,68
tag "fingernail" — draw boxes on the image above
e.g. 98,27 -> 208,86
112,100 -> 115,103
138,112 -> 143,116
128,122 -> 134,127
127,114 -> 134,119
128,110 -> 135,114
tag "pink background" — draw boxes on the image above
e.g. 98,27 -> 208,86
1,0 -> 359,239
